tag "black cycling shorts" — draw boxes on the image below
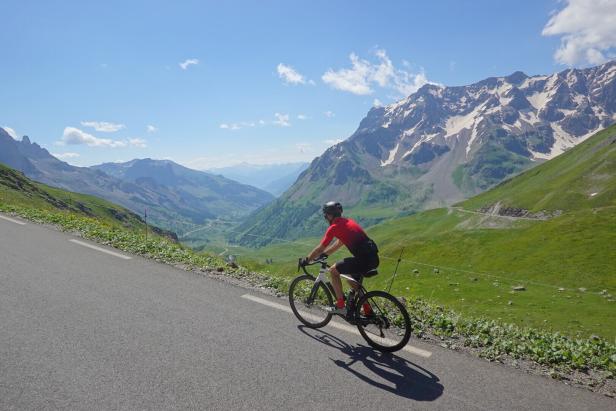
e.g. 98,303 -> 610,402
335,252 -> 379,282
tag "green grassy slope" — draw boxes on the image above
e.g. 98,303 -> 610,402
0,163 -> 175,239
232,125 -> 616,340
461,123 -> 616,212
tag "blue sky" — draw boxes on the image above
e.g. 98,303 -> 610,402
1,0 -> 614,168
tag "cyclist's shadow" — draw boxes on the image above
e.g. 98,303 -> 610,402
297,325 -> 443,402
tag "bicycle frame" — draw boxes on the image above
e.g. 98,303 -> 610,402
298,257 -> 368,317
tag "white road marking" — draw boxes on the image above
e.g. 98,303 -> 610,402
241,294 -> 432,358
0,214 -> 26,225
69,239 -> 132,260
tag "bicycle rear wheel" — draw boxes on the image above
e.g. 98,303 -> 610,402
356,290 -> 411,352
288,274 -> 333,328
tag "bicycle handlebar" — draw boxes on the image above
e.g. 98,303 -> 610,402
297,254 -> 329,272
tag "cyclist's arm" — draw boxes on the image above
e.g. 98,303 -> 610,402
307,244 -> 325,261
323,239 -> 343,255
307,226 -> 335,261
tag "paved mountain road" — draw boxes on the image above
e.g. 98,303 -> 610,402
0,214 -> 613,410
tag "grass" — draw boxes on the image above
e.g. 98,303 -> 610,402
0,163 -> 173,238
229,206 -> 616,341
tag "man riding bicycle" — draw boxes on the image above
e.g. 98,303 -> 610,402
304,201 -> 379,315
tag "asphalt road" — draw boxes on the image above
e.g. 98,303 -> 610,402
0,213 -> 613,410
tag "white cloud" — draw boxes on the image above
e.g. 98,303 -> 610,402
58,127 -> 146,149
219,121 -> 257,131
52,152 -> 80,160
2,126 -> 19,140
273,113 -> 291,127
277,63 -> 306,85
322,49 -> 430,97
146,125 -> 158,133
179,58 -> 199,70
373,98 -> 383,108
542,0 -> 616,65
322,53 -> 373,95
129,138 -> 147,148
80,121 -> 125,133
324,138 -> 343,146
324,111 -> 335,118
59,127 -> 126,147
297,114 -> 308,120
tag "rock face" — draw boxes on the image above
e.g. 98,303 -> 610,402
234,61 -> 616,246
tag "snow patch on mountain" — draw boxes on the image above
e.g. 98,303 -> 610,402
381,143 -> 400,166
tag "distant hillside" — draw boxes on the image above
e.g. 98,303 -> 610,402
208,162 -> 309,196
92,158 -> 274,220
0,162 -> 175,239
0,128 -> 274,235
234,61 -> 616,246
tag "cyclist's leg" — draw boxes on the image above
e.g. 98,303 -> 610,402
332,258 -> 363,306
328,264 -> 345,306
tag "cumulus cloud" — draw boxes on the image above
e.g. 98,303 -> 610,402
273,113 -> 291,127
52,152 -> 80,160
80,121 -> 125,133
322,49 -> 430,97
2,126 -> 19,140
129,138 -> 147,148
277,63 -> 306,85
297,114 -> 308,120
58,127 -> 146,148
179,58 -> 199,70
373,99 -> 383,108
324,111 -> 335,118
542,0 -> 616,65
146,125 -> 158,133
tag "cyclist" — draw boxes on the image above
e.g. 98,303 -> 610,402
304,201 -> 379,315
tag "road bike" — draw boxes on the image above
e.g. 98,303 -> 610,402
288,255 -> 411,352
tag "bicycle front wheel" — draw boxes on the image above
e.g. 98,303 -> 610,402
356,290 -> 411,352
288,274 -> 333,328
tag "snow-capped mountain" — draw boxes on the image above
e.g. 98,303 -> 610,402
372,60 -> 615,164
234,61 -> 616,246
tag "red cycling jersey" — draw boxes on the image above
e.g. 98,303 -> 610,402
320,217 -> 368,254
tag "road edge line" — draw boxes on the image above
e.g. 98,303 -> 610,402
69,239 -> 132,260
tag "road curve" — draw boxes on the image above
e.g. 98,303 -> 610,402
0,213 -> 613,410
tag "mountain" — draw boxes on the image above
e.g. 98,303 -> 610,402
0,129 -> 274,234
233,61 -> 616,246
208,162 -> 309,196
0,162 -> 175,239
92,159 -> 274,219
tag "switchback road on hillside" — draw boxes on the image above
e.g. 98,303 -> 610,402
0,213 -> 613,410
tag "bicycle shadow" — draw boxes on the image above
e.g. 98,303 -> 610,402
297,325 -> 443,402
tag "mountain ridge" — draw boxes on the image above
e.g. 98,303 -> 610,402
233,61 -> 616,246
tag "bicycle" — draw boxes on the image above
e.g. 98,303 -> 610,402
288,255 -> 411,352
